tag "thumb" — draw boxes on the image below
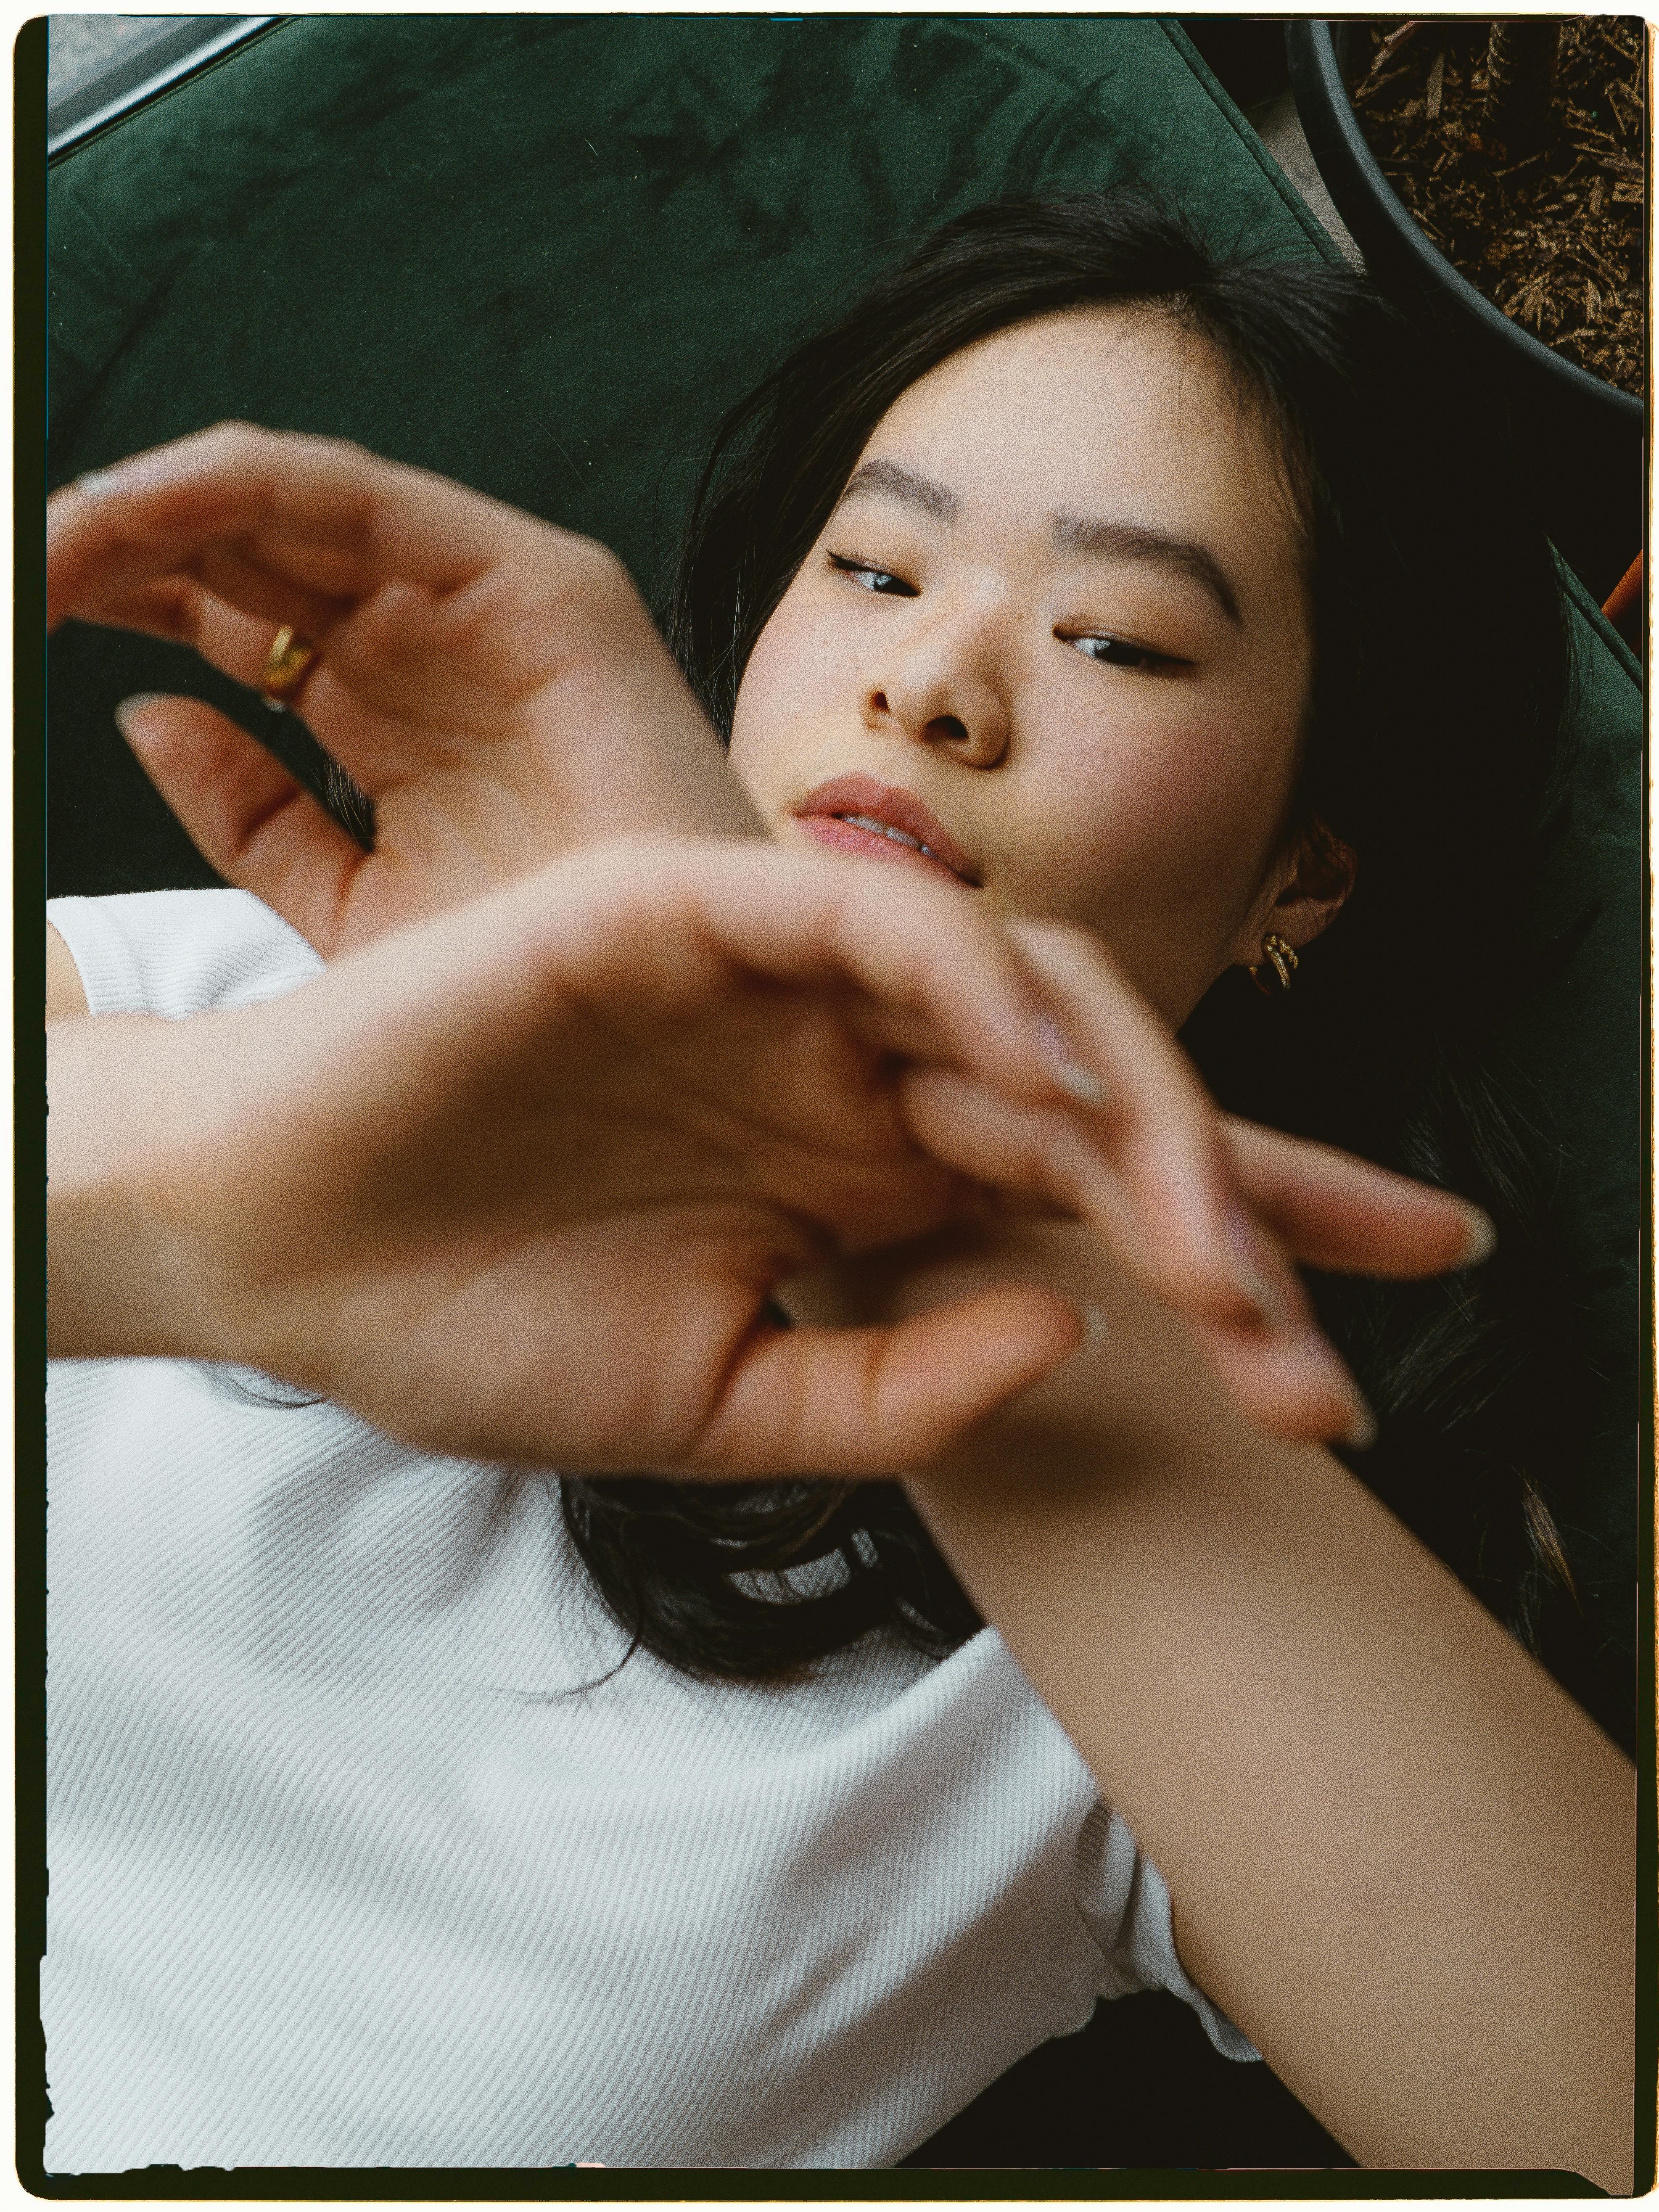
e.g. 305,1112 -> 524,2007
115,694 -> 367,957
689,1284 -> 1085,1477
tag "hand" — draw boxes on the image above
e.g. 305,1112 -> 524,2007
49,838 -> 1495,1465
48,843 -> 1497,1458
47,424 -> 761,954
44,838 -> 1111,1471
877,913 -> 1492,1441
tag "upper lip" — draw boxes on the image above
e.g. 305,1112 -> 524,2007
794,774 -> 982,885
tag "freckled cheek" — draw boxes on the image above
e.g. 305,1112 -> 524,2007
1009,701 -> 1292,920
1151,720 -> 1305,925
732,602 -> 859,766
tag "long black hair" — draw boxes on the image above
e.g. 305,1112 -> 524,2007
563,194 -> 1617,1736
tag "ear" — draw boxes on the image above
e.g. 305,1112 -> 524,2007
1228,817 -> 1358,970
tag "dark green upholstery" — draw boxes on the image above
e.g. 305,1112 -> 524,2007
48,15 -> 1333,892
1500,576 -> 1643,1726
43,14 -> 1642,2168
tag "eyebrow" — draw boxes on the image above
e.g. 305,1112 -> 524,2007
832,462 -> 1243,629
1050,512 -> 1242,626
834,459 -> 959,524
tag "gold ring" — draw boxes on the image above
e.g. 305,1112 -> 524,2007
259,625 -> 321,711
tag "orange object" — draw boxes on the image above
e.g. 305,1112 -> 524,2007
1601,552 -> 1643,624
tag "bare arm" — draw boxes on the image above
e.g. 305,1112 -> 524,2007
46,924 -> 89,1021
827,1219 -> 1635,2187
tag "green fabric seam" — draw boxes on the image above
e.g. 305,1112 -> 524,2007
1157,18 -> 1345,267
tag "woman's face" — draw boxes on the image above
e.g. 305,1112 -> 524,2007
727,308 -> 1321,1027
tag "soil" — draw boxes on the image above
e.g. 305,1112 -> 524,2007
1350,18 -> 1646,396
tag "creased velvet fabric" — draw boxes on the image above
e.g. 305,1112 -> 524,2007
47,16 -> 1329,893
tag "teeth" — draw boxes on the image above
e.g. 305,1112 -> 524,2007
837,812 -> 928,855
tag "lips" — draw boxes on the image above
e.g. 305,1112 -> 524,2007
793,774 -> 981,888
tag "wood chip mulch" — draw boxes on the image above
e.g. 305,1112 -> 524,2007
1351,17 -> 1646,396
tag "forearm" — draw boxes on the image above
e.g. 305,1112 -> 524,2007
867,1225 -> 1633,2184
47,1010 -> 230,1360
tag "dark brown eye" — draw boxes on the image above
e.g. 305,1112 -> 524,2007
828,552 -> 918,597
1068,633 -> 1184,672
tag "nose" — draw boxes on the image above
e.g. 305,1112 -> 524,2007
862,616 -> 1010,768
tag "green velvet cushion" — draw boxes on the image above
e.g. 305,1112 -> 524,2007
46,14 -> 1638,1709
1505,576 -> 1643,1698
48,14 -> 1331,890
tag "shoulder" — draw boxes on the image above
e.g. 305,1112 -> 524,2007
46,888 -> 323,1019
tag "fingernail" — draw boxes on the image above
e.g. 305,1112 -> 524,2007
1077,1300 -> 1109,1354
1297,1327 -> 1375,1448
1224,1203 -> 1297,1331
1458,1207 -> 1497,1267
1035,1014 -> 1108,1108
75,468 -> 121,496
1344,1394 -> 1378,1450
114,694 -> 168,736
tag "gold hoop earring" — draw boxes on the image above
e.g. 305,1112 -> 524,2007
1248,931 -> 1299,996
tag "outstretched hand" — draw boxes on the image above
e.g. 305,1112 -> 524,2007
48,424 -> 760,952
47,840 -> 1092,1471
50,841 -> 1489,1467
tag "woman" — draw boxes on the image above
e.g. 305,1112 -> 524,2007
43,196 -> 1634,2179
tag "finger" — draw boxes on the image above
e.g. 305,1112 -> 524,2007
79,586 -> 368,786
518,843 -> 1050,1124
50,423 -> 549,627
705,852 -> 1059,1098
1002,918 -> 1300,1333
899,1068 -> 1371,1444
901,1066 -> 1140,1240
115,695 -> 367,957
71,573 -> 329,691
618,844 -> 1103,1113
66,584 -> 408,838
62,574 -> 505,800
688,1284 -> 1085,1476
1220,1118 -> 1495,1277
1187,1311 -> 1376,1448
49,452 -> 358,637
51,432 -> 675,788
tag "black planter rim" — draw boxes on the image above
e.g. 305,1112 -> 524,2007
1285,19 -> 1643,434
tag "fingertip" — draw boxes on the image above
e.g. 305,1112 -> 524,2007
1298,1339 -> 1374,1451
890,1283 -> 1086,1456
1220,1202 -> 1302,1333
113,693 -> 173,740
1344,1398 -> 1379,1451
975,1282 -> 1090,1396
1033,1013 -> 1109,1108
1458,1206 -> 1498,1267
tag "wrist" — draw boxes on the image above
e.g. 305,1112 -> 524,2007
804,1217 -> 1218,1482
47,1013 -> 241,1363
